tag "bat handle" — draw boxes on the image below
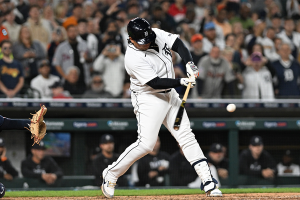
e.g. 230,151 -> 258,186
182,82 -> 192,101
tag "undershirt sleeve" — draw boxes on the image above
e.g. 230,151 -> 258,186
171,38 -> 193,64
146,77 -> 181,89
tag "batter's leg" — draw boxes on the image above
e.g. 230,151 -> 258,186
162,90 -> 222,196
101,93 -> 170,198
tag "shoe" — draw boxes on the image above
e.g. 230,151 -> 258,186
206,188 -> 222,197
101,178 -> 116,198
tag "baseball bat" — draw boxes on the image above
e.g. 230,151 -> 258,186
173,82 -> 192,131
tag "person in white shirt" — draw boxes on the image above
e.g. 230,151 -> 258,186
242,52 -> 274,99
93,44 -> 125,97
3,10 -> 21,43
202,22 -> 225,53
257,27 -> 278,62
277,150 -> 300,176
277,18 -> 300,59
30,60 -> 60,99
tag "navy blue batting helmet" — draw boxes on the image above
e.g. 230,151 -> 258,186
0,183 -> 5,198
127,18 -> 156,45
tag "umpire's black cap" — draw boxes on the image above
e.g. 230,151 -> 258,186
100,134 -> 114,144
127,17 -> 156,45
250,136 -> 263,146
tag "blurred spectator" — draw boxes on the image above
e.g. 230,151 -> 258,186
168,0 -> 186,23
242,52 -> 274,99
54,3 -> 67,26
206,143 -> 229,179
197,46 -> 235,98
0,11 -> 9,44
77,19 -> 98,59
52,25 -> 91,87
193,0 -> 206,33
122,80 -> 131,99
93,134 -> 127,186
86,146 -> 101,175
232,22 -> 244,35
277,18 -> 300,59
150,4 -> 173,32
98,20 -> 125,55
202,22 -> 225,53
277,150 -> 300,176
234,33 -> 249,64
169,145 -> 197,186
16,0 -> 31,22
160,1 -> 177,32
26,5 -> 51,51
272,43 -> 300,97
82,74 -> 112,98
0,138 -> 18,180
239,136 -> 277,179
271,13 -> 283,34
93,44 -> 125,97
49,81 -> 72,99
62,4 -> 82,29
47,26 -> 67,74
191,34 -> 207,67
30,60 -> 60,99
257,27 -> 278,62
63,66 -> 86,96
213,4 -> 232,37
21,141 -> 63,185
12,26 -> 46,83
3,10 -> 21,44
230,3 -> 254,31
0,40 -> 24,98
43,5 -> 59,31
83,1 -> 95,19
136,137 -> 170,187
286,0 -> 300,19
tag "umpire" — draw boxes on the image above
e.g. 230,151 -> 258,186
93,134 -> 127,186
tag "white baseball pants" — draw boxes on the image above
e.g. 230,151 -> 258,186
103,89 -> 206,182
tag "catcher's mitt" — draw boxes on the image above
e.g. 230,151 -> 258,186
26,105 -> 47,145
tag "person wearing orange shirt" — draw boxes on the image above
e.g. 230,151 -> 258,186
213,4 -> 232,38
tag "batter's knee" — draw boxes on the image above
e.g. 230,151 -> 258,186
139,140 -> 154,154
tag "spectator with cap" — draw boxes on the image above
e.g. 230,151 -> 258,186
82,74 -> 113,98
52,25 -> 91,88
0,138 -> 18,180
239,136 -> 277,179
49,81 -> 71,99
3,10 -> 21,44
277,150 -> 300,176
197,46 -> 235,98
206,143 -> 229,179
21,141 -> 63,185
272,43 -> 300,98
0,40 -> 24,98
30,60 -> 60,99
202,22 -> 225,53
93,134 -> 127,186
242,52 -> 274,99
190,34 -> 207,67
62,4 -> 82,29
213,4 -> 232,37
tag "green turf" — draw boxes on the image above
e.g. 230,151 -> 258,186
4,188 -> 300,197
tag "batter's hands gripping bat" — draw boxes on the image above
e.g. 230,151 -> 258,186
174,82 -> 192,131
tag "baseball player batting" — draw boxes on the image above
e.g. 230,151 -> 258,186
101,18 -> 222,198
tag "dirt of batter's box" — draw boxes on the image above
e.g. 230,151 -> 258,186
3,193 -> 300,200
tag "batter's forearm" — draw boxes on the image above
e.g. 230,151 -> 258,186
146,77 -> 181,89
171,38 -> 193,64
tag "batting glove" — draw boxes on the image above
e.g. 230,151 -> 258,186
186,61 -> 199,78
180,77 -> 196,88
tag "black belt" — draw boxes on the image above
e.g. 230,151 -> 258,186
158,89 -> 171,93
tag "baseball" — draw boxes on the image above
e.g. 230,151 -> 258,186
226,104 -> 236,112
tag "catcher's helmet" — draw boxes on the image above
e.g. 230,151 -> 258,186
127,17 -> 156,45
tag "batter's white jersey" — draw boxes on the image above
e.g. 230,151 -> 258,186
125,28 -> 179,93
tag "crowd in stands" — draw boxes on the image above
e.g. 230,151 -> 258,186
0,0 -> 299,98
